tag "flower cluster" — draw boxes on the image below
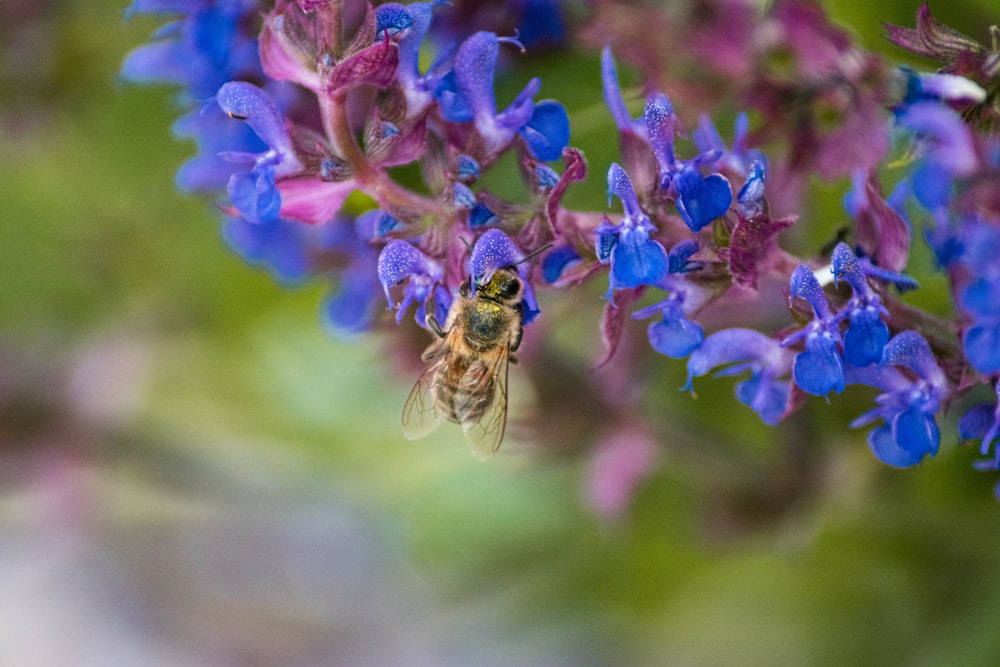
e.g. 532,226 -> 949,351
124,1 -> 1000,505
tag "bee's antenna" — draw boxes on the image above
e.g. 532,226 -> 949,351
515,242 -> 553,266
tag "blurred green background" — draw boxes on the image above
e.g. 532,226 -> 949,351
3,0 -> 1000,665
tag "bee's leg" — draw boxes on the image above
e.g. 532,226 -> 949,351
510,323 -> 523,352
511,304 -> 524,352
509,355 -> 518,365
426,315 -> 447,339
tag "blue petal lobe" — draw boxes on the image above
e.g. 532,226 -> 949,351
793,334 -> 845,396
648,313 -> 704,358
965,325 -> 1000,375
610,230 -> 668,290
520,100 -> 570,161
844,307 -> 890,367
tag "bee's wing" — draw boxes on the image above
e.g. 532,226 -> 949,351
401,357 -> 445,441
458,344 -> 510,461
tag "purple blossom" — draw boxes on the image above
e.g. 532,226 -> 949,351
783,265 -> 845,397
899,101 -> 979,210
958,223 -> 1000,375
693,112 -> 767,180
848,331 -> 947,468
632,293 -> 704,359
435,31 -> 569,161
216,82 -> 304,223
686,329 -> 794,425
595,164 -> 668,296
644,94 -> 733,233
831,243 -> 891,368
959,384 -> 1000,458
222,215 -> 310,285
377,240 -> 449,328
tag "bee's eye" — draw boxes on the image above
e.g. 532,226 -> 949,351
498,277 -> 519,298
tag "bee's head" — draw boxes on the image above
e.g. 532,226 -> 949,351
476,267 -> 523,304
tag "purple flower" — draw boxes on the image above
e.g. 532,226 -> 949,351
848,331 -> 947,468
595,164 -> 669,296
899,101 -> 979,211
377,2 -> 450,117
831,243 -> 891,368
435,31 -> 569,161
632,293 -> 704,359
783,265 -> 845,396
686,329 -> 794,425
600,46 -> 640,134
377,240 -> 449,328
959,384 -> 1000,458
693,112 -> 767,180
222,215 -> 310,285
644,94 -> 733,232
121,0 -> 261,100
958,222 -> 1000,375
216,82 -> 304,223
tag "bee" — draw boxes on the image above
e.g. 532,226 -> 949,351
401,260 -> 536,461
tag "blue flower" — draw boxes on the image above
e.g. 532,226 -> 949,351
899,101 -> 979,210
595,164 -> 669,296
686,329 -> 794,425
435,31 -> 569,161
222,215 -> 310,285
468,202 -> 499,228
377,2 -> 451,117
600,47 -> 639,134
958,222 -> 1000,375
830,243 -> 890,367
632,294 -> 704,359
898,66 -> 987,109
121,0 -> 261,100
847,331 -> 948,468
377,240 -> 449,328
783,265 -> 845,396
216,82 -> 304,223
516,0 -> 567,49
644,94 -> 733,232
541,244 -> 581,284
122,0 -> 266,193
959,384 -> 1000,457
693,112 -> 768,179
319,217 -> 382,336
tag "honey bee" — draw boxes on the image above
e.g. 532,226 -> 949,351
401,264 -> 531,460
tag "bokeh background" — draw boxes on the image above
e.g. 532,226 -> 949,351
3,0 -> 1000,664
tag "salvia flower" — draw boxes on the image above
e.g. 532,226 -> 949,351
216,81 -> 304,223
830,243 -> 891,368
686,329 -> 794,426
123,0 -> 1000,501
958,222 -> 1000,375
849,332 -> 947,468
377,240 -> 449,327
959,383 -> 1000,458
435,31 -> 569,161
632,293 -> 704,359
595,163 -> 669,296
783,265 -> 845,397
644,94 -> 733,233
